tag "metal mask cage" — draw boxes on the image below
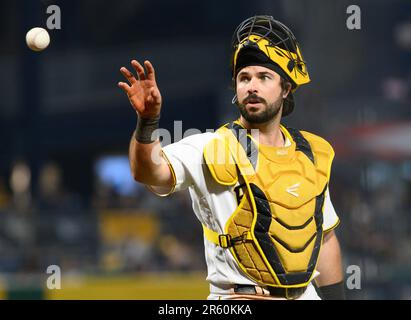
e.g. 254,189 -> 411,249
231,15 -> 307,78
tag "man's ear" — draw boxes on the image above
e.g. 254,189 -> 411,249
282,82 -> 292,99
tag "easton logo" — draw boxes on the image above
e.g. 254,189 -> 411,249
286,182 -> 300,197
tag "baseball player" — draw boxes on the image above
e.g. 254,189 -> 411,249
118,15 -> 345,300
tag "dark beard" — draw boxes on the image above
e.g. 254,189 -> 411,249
237,94 -> 283,124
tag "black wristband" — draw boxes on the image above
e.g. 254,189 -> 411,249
317,281 -> 346,300
134,116 -> 160,144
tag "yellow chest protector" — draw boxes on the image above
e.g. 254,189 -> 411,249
203,121 -> 335,288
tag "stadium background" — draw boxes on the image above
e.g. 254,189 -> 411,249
0,0 -> 410,299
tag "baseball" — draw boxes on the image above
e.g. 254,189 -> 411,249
26,27 -> 50,51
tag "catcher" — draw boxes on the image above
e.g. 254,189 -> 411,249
118,15 -> 345,300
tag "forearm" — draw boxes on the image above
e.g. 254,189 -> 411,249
316,230 -> 343,286
129,134 -> 171,187
129,135 -> 156,178
315,230 -> 345,299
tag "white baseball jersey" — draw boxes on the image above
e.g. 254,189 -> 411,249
148,131 -> 340,300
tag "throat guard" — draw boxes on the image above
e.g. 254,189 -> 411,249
203,122 -> 335,288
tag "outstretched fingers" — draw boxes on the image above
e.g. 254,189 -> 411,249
144,60 -> 156,82
120,67 -> 137,85
131,60 -> 146,81
117,81 -> 131,94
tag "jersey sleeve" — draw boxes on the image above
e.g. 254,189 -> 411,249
148,133 -> 213,196
322,186 -> 340,232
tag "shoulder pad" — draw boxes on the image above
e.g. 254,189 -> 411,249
300,131 -> 335,158
203,137 -> 238,186
300,131 -> 335,180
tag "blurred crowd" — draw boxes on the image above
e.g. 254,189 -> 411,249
0,160 -> 205,277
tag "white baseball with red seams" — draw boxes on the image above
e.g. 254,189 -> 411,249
26,27 -> 50,51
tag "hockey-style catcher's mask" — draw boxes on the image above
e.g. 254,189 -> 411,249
231,15 -> 310,91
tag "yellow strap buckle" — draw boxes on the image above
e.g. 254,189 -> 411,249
218,231 -> 251,248
218,234 -> 232,248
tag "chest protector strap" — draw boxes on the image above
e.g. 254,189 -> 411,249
203,122 -> 333,288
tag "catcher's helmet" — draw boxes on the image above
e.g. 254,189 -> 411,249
231,15 -> 310,116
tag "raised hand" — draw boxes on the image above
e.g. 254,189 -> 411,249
118,60 -> 162,118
